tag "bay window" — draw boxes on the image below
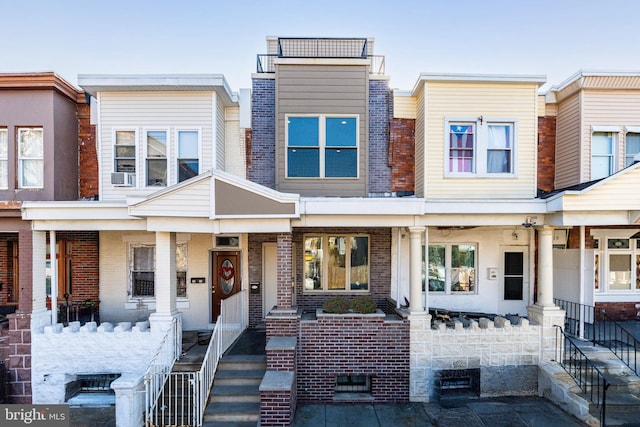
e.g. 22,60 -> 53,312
304,234 -> 369,292
287,115 -> 358,178
427,243 -> 477,293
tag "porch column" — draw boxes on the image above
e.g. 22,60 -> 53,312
50,230 -> 58,325
276,232 -> 293,310
527,225 -> 565,362
30,230 -> 48,319
537,226 -> 554,307
409,226 -> 425,314
149,232 -> 179,335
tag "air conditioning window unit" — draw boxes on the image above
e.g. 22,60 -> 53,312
111,172 -> 136,187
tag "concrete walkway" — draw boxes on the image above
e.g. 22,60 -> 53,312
293,396 -> 589,427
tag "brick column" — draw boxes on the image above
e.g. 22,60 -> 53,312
276,233 -> 293,310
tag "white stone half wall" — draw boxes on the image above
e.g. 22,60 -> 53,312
31,321 -> 157,404
410,315 -> 542,401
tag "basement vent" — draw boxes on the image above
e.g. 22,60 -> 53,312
65,373 -> 120,402
436,369 -> 480,397
335,375 -> 370,393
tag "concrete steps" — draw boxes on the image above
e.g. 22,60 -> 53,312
203,354 -> 266,425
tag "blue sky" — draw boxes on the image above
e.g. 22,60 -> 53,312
2,0 -> 639,92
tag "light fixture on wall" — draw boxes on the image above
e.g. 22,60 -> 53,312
512,229 -> 519,240
522,216 -> 537,228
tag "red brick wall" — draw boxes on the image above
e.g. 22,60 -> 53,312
596,302 -> 640,321
55,231 -> 99,303
537,116 -> 556,193
260,387 -> 295,427
389,118 -> 415,193
0,233 -> 18,305
276,233 -> 293,309
78,103 -> 98,199
297,314 -> 409,403
245,128 -> 252,170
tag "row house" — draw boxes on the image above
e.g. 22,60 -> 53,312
542,71 -> 640,321
0,73 -> 90,403
11,38 -> 640,425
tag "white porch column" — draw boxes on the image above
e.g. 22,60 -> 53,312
149,232 -> 179,335
50,230 -> 58,325
31,230 -> 50,329
537,226 -> 554,307
409,226 -> 426,314
527,225 -> 565,362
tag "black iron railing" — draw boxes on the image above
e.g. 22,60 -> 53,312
256,37 -> 385,74
555,326 -> 609,426
554,298 -> 596,342
596,309 -> 639,377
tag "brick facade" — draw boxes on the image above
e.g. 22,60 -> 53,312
297,313 -> 409,403
537,116 -> 556,194
78,103 -> 98,200
389,118 -> 415,194
54,231 -> 100,304
0,232 -> 18,305
249,78 -> 276,189
368,80 -> 392,194
595,302 -> 640,321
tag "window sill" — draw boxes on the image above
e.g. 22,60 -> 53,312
444,174 -> 517,179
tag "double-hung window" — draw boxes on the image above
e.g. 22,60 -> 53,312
177,130 -> 199,183
303,234 -> 369,292
287,115 -> 358,178
130,242 -> 189,298
593,237 -> 640,292
426,243 -> 477,293
146,130 -> 167,186
591,132 -> 615,180
446,119 -> 515,176
0,128 -> 7,189
114,130 -> 136,173
18,128 -> 44,188
625,132 -> 640,167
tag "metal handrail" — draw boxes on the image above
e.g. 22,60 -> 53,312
596,309 -> 639,377
555,326 -> 610,426
554,298 -> 596,342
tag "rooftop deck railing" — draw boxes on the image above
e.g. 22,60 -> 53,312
256,37 -> 385,74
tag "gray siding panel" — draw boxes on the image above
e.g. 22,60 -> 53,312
276,63 -> 369,196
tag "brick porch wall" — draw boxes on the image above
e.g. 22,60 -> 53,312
53,231 -> 99,304
297,313 -> 409,403
596,302 -> 640,321
0,233 -> 17,305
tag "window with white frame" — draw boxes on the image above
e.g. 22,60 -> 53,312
446,119 -> 515,176
303,234 -> 369,292
18,128 -> 44,188
0,129 -> 7,189
114,130 -> 136,173
146,130 -> 167,186
594,237 -> 640,292
177,130 -> 199,183
426,243 -> 477,293
130,243 -> 189,298
591,132 -> 615,180
625,132 -> 640,167
286,115 -> 358,178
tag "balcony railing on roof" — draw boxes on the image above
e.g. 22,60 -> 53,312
256,37 -> 385,75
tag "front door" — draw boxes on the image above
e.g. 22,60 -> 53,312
212,251 -> 240,322
499,246 -> 529,316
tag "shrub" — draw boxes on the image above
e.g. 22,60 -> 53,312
322,297 -> 350,314
350,296 -> 377,314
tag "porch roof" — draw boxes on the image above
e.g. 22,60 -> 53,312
544,162 -> 640,225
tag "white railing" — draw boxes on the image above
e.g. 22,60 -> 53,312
145,291 -> 247,426
144,316 -> 182,427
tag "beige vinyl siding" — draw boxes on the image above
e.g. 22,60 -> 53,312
224,106 -> 246,179
216,95 -> 226,170
537,95 -> 547,117
423,82 -> 538,199
414,85 -> 425,197
131,177 -> 211,217
582,90 -> 640,179
99,91 -> 214,201
393,93 -> 417,119
275,64 -> 368,196
555,93 -> 582,188
562,166 -> 640,210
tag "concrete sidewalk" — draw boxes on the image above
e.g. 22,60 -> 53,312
292,396 -> 588,427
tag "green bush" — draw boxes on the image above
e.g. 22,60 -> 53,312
350,296 -> 377,314
322,297 -> 350,314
